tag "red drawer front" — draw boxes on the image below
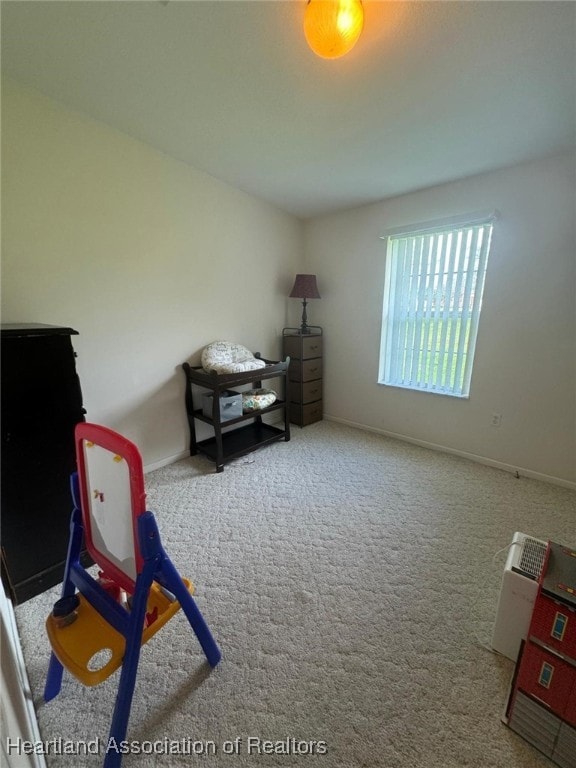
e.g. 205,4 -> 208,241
566,675 -> 576,727
530,594 -> 576,659
517,642 -> 576,717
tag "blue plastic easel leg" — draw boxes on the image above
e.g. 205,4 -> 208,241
44,476 -> 85,703
138,512 -> 221,669
103,565 -> 154,768
44,653 -> 65,702
160,556 -> 222,668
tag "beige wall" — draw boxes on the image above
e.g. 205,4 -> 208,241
1,79 -> 303,468
3,79 -> 574,486
304,152 -> 576,486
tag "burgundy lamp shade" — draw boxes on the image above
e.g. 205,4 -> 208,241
289,274 -> 321,333
289,274 -> 321,300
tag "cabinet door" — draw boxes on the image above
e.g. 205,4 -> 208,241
1,329 -> 85,602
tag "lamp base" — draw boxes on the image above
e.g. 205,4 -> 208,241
300,299 -> 312,334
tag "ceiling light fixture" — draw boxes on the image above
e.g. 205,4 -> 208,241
304,0 -> 364,60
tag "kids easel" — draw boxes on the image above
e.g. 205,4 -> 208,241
44,423 -> 221,768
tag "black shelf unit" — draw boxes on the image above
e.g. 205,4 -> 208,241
182,355 -> 290,472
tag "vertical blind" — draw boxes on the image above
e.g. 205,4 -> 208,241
380,215 -> 495,397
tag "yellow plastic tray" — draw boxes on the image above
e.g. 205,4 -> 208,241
46,579 -> 193,686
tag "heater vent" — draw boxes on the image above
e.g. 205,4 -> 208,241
514,537 -> 547,580
491,532 -> 547,661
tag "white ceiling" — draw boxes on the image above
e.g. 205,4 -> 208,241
2,1 -> 575,219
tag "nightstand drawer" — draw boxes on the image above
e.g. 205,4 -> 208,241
290,381 -> 322,404
290,401 -> 323,426
289,358 -> 322,382
283,335 -> 322,360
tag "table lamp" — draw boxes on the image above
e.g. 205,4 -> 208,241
289,274 -> 321,334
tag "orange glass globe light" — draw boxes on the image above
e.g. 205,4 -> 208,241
304,0 -> 364,60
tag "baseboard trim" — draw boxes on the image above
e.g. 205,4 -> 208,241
144,450 -> 190,474
324,415 -> 576,491
143,415 -> 285,475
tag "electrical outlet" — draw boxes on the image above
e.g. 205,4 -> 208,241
491,413 -> 502,427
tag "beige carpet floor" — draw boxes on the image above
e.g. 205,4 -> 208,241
14,421 -> 576,767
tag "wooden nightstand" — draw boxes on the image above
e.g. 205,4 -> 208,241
282,327 -> 322,426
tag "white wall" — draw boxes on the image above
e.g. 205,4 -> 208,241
1,79 -> 303,468
304,153 -> 576,486
3,80 -> 574,485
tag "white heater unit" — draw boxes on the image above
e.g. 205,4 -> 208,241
491,531 -> 547,661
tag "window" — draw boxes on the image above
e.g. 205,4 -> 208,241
379,212 -> 496,397
538,661 -> 554,689
551,612 -> 568,641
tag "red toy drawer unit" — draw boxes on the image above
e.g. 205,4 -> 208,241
530,594 -> 576,659
516,642 -> 576,718
531,542 -> 576,658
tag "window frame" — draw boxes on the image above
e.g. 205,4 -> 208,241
551,612 -> 568,642
538,661 -> 554,689
378,211 -> 497,398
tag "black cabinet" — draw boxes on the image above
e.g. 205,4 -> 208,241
1,324 -> 87,603
182,355 -> 290,472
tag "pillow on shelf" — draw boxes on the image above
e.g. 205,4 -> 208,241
201,341 -> 266,375
242,389 -> 277,412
